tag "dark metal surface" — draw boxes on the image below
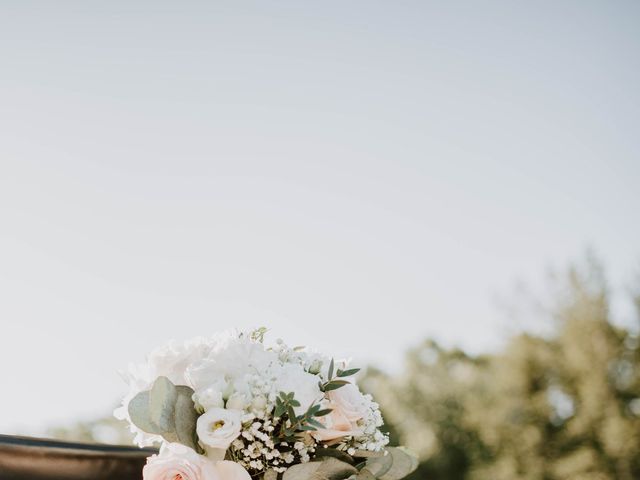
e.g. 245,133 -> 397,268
0,435 -> 156,480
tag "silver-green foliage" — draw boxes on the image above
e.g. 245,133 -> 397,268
360,447 -> 419,480
282,457 -> 358,480
281,448 -> 417,480
128,376 -> 199,451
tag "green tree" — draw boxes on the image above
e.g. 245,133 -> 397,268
363,258 -> 640,480
361,343 -> 490,480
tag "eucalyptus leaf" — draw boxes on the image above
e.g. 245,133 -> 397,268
362,450 -> 393,478
126,376 -> 199,451
395,448 -> 419,475
283,457 -> 357,480
314,448 -> 356,465
352,450 -> 385,459
128,391 -> 162,434
174,385 -> 199,451
355,469 -> 377,480
377,448 -> 419,480
149,376 -> 178,433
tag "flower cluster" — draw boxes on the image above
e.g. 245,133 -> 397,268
116,329 -> 389,480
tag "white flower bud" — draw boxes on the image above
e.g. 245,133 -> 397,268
226,392 -> 248,410
222,382 -> 235,401
308,359 -> 323,375
194,387 -> 224,411
251,395 -> 267,413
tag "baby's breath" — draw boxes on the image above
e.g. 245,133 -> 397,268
229,418 -> 317,474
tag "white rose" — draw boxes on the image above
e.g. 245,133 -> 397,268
196,408 -> 243,457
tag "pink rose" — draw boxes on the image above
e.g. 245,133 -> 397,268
327,383 -> 368,423
313,383 -> 368,442
143,443 -> 251,480
312,402 -> 363,442
143,443 -> 217,480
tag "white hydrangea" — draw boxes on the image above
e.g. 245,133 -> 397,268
115,336 -> 215,447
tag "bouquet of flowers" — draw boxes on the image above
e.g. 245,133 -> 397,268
116,328 -> 417,480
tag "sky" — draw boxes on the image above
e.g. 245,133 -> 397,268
1,1 -> 639,436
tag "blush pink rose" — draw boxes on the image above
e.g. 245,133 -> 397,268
143,443 -> 251,480
312,403 -> 363,442
313,383 -> 368,442
327,383 -> 369,423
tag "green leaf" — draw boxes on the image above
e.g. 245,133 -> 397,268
356,469 -> 378,480
314,448 -> 355,465
393,448 -> 419,478
283,457 -> 357,480
299,425 -> 318,431
328,358 -> 335,380
314,408 -> 333,417
370,448 -> 419,480
337,368 -> 361,378
128,391 -> 161,434
306,418 -> 325,429
352,450 -> 385,458
324,380 -> 350,392
362,451 -> 393,478
174,386 -> 199,451
126,376 -> 199,451
149,376 -> 178,433
287,405 -> 297,422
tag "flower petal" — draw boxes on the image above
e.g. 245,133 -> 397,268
214,461 -> 252,480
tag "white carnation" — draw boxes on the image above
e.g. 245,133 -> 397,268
196,407 -> 243,454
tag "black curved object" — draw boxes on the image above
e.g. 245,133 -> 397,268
0,435 -> 157,480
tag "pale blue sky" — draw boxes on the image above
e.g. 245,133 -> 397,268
1,1 -> 639,435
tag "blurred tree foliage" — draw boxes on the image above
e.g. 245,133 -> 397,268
47,414 -> 134,446
49,258 -> 640,479
361,258 -> 640,480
